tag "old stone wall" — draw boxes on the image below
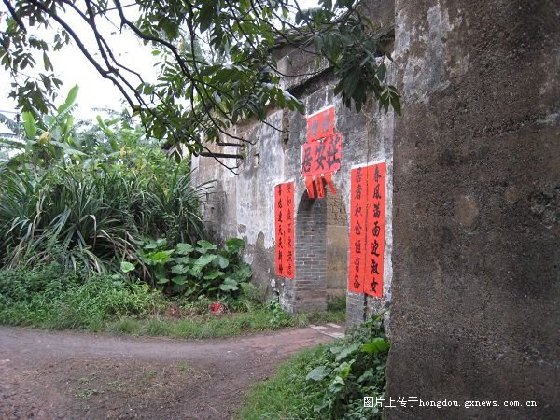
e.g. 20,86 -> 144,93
387,0 -> 560,417
326,194 -> 348,297
192,49 -> 395,319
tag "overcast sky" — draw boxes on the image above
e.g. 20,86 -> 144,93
0,4 -> 158,121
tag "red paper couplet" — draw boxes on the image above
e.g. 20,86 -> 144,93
348,162 -> 386,298
302,106 -> 342,200
363,163 -> 386,298
274,181 -> 295,279
301,133 -> 342,178
348,167 -> 368,294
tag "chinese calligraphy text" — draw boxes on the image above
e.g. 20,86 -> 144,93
348,162 -> 386,297
274,182 -> 295,279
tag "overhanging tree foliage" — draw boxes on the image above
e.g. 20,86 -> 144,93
0,0 -> 399,168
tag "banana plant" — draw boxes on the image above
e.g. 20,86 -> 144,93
0,85 -> 84,171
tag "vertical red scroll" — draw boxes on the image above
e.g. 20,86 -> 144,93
364,163 -> 386,297
274,181 -> 295,279
348,167 -> 367,294
348,162 -> 386,298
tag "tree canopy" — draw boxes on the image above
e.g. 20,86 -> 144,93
1,0 -> 399,165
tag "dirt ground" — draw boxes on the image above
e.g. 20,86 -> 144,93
0,325 -> 337,419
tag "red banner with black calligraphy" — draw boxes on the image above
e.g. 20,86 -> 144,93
301,106 -> 342,199
274,181 -> 295,279
364,162 -> 386,297
348,162 -> 386,298
348,167 -> 368,294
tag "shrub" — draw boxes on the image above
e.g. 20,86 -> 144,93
0,104 -> 208,275
124,237 -> 253,300
240,315 -> 389,419
0,264 -> 165,329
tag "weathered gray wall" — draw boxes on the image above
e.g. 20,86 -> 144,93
191,111 -> 288,294
326,194 -> 348,297
193,78 -> 395,319
387,0 -> 560,417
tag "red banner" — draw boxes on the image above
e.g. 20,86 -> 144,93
306,106 -> 335,142
348,167 -> 368,294
301,133 -> 342,178
274,182 -> 295,279
302,107 -> 342,199
348,162 -> 386,298
364,163 -> 386,297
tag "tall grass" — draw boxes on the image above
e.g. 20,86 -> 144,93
0,163 -> 207,274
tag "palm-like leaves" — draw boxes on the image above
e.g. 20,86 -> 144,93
0,164 -> 207,275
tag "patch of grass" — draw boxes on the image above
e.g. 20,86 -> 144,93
0,264 -> 345,340
177,361 -> 190,372
238,316 -> 388,419
238,345 -> 326,419
104,307 -> 345,340
327,294 -> 346,312
0,264 -> 165,330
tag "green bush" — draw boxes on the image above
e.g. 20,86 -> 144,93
0,264 -> 164,329
0,100 -> 207,275
124,237 -> 253,300
239,315 -> 389,419
0,263 -> 81,303
55,276 -> 163,329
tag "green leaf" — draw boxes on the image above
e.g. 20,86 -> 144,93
196,239 -> 218,254
172,275 -> 187,285
204,270 -> 223,280
232,263 -> 252,281
42,51 -> 53,72
120,261 -> 135,273
175,243 -> 194,255
190,254 -> 217,277
174,257 -> 191,265
335,360 -> 353,379
57,85 -> 78,114
145,250 -> 174,265
199,4 -> 215,32
216,255 -> 229,269
328,375 -> 345,393
21,111 -> 36,139
171,264 -> 189,274
335,343 -> 359,361
357,369 -> 374,383
219,277 -> 238,291
225,238 -> 245,253
361,337 -> 390,354
157,276 -> 170,284
306,365 -> 330,381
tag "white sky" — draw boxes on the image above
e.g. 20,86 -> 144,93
0,1 -> 318,123
0,3 -> 158,121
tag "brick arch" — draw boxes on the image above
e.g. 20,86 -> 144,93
281,188 -> 348,312
292,189 -> 328,313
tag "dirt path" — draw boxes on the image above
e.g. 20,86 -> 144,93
0,325 -> 337,419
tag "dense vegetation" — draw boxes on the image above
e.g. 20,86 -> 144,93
1,87 -> 208,276
0,263 -> 344,334
0,88 -> 344,336
239,315 -> 389,419
0,84 -> 384,420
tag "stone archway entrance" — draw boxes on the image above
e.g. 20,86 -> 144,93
286,190 -> 348,313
